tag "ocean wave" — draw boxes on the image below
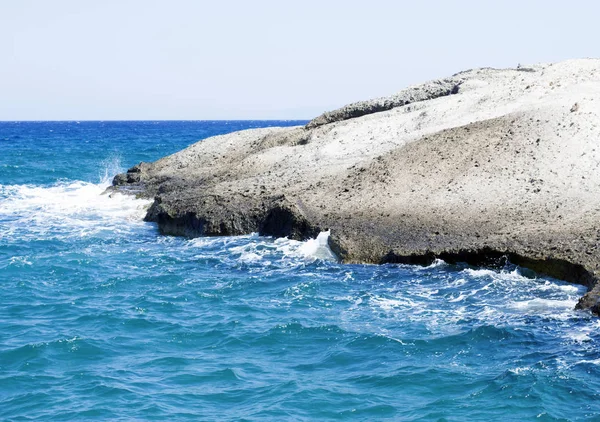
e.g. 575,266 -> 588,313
0,180 -> 152,241
185,231 -> 337,270
227,231 -> 336,263
508,297 -> 579,314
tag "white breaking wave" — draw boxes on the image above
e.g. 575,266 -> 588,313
0,180 -> 152,240
189,230 -> 338,264
509,297 -> 579,314
425,258 -> 448,269
232,231 -> 337,263
296,230 -> 337,261
463,267 -> 529,282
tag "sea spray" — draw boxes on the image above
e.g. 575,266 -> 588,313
0,181 -> 152,241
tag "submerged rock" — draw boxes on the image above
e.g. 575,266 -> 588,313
112,58 -> 600,314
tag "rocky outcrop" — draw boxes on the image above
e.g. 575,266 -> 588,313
110,59 -> 600,315
305,78 -> 462,129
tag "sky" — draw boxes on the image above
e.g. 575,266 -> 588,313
1,0 -> 598,120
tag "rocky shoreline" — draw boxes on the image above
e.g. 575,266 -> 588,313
110,59 -> 600,315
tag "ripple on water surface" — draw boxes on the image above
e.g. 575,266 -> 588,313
1,122 -> 600,420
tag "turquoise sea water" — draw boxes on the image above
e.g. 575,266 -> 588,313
1,121 -> 600,421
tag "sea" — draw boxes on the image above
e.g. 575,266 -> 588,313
1,121 -> 600,421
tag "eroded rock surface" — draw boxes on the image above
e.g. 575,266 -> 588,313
110,59 -> 600,314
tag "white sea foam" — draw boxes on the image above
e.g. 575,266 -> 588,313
223,231 -> 337,264
296,230 -> 337,261
509,298 -> 578,313
425,258 -> 448,268
508,366 -> 533,375
349,261 -> 590,336
448,278 -> 468,287
574,358 -> 600,366
8,256 -> 33,266
463,267 -> 529,282
567,331 -> 593,343
370,295 -> 417,311
0,180 -> 152,240
537,281 -> 581,293
564,320 -> 600,343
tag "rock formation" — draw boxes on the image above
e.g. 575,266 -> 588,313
110,59 -> 600,315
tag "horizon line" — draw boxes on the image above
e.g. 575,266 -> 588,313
0,118 -> 312,123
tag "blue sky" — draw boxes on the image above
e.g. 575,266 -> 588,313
1,0 -> 598,120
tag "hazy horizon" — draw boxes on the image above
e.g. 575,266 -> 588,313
0,118 -> 311,122
2,0 -> 599,120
